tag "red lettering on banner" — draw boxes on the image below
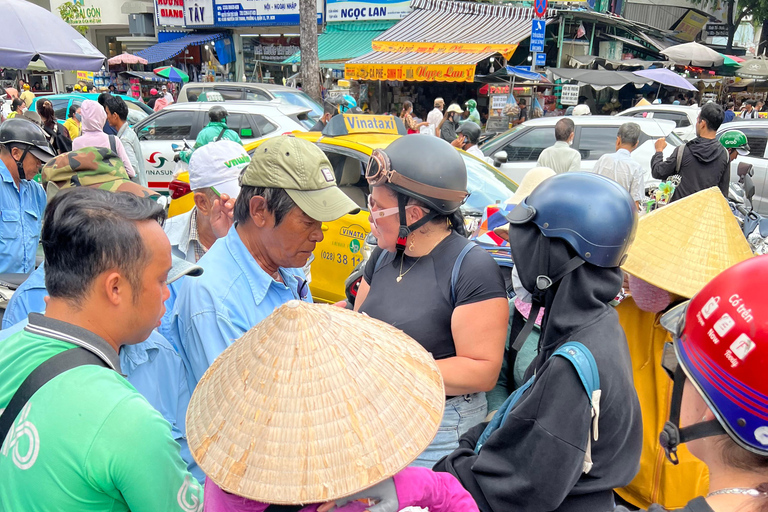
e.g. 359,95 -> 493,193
157,0 -> 184,5
160,8 -> 184,17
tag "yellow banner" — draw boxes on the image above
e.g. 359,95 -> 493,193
673,10 -> 708,42
372,41 -> 519,59
76,70 -> 94,82
342,114 -> 401,134
345,63 -> 476,82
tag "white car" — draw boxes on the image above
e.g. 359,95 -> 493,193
481,116 -> 683,187
617,105 -> 700,141
135,101 -> 314,190
716,119 -> 768,215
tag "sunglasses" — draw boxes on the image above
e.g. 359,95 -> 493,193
295,275 -> 309,301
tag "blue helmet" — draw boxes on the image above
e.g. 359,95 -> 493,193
339,94 -> 357,113
505,172 -> 638,267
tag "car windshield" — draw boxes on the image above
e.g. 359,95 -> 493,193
480,125 -> 526,154
461,154 -> 517,215
125,102 -> 150,126
272,90 -> 323,119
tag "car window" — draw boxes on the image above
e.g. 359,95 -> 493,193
480,125 -> 525,153
253,114 -> 277,137
503,128 -> 556,161
739,128 -> 768,159
183,86 -> 204,100
245,90 -> 271,101
577,127 -> 619,160
226,113 -> 255,139
216,87 -> 244,100
137,111 -> 193,141
653,112 -> 691,128
51,99 -> 70,120
462,154 -> 516,214
271,90 -> 323,118
125,101 -> 149,126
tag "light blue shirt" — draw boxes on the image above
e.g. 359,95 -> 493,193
0,160 -> 46,273
591,148 -> 646,203
0,265 -> 203,483
172,225 -> 311,388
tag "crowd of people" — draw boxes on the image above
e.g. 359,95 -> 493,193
0,84 -> 765,512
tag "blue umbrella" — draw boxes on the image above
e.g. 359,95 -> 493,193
0,0 -> 105,71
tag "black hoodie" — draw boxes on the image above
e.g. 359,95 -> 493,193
651,136 -> 729,202
434,223 -> 642,512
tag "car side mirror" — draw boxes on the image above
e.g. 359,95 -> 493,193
493,151 -> 508,167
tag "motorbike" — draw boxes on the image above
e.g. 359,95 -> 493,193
728,162 -> 768,255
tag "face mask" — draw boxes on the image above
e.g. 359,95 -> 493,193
75,113 -> 82,122
512,265 -> 532,303
628,275 -> 671,313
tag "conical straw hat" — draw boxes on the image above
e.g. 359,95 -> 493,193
506,167 -> 556,205
635,97 -> 651,107
186,300 -> 445,505
622,187 -> 753,298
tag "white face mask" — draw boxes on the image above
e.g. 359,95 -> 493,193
512,265 -> 532,303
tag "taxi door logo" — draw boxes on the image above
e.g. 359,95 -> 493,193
1,403 -> 40,470
147,152 -> 167,168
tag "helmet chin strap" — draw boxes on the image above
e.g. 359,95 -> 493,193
13,145 -> 31,181
395,193 -> 437,256
660,365 -> 726,464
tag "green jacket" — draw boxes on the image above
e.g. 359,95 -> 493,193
180,121 -> 242,163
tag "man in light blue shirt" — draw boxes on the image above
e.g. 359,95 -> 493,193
591,122 -> 645,208
173,136 -> 359,385
0,118 -> 56,273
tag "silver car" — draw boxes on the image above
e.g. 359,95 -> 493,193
617,105 -> 700,141
717,119 -> 768,215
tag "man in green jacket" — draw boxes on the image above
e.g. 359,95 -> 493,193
0,188 -> 203,511
178,105 -> 242,163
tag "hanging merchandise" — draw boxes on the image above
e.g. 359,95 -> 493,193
530,96 -> 544,118
502,92 -> 519,117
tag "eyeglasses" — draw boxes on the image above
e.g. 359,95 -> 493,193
367,195 -> 427,231
295,275 -> 309,300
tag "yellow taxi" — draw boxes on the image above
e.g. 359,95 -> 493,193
168,113 -> 518,303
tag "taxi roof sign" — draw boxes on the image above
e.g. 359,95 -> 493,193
322,114 -> 407,137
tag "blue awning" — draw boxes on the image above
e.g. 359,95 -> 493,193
505,66 -> 545,81
135,32 -> 225,64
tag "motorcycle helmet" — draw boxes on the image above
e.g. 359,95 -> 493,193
366,135 -> 468,253
506,172 -> 637,268
0,118 -> 56,178
465,99 -> 477,111
456,121 -> 481,145
339,94 -> 357,114
720,129 -> 750,156
659,255 -> 768,462
208,105 -> 228,123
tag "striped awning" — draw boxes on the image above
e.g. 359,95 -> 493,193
370,0 -> 556,59
346,51 -> 494,82
135,32 -> 225,64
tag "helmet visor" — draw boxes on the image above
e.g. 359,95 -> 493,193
365,149 -> 391,187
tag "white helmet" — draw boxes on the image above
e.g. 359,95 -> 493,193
573,104 -> 591,116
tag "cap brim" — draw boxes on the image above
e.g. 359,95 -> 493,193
736,148 -> 750,156
210,179 -> 241,199
30,146 -> 55,163
504,203 -> 536,224
286,186 -> 360,222
167,255 -> 203,284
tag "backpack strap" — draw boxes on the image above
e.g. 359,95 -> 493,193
475,341 -> 601,475
0,347 -> 109,446
373,249 -> 394,274
675,142 -> 686,175
450,241 -> 476,307
216,127 -> 228,141
108,134 -> 117,154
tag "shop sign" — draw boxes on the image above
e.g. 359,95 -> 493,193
76,71 -> 94,82
372,41 -> 518,59
673,10 -> 708,42
253,44 -> 300,61
53,0 -> 102,25
345,63 -> 476,83
490,95 -> 507,110
561,84 -> 579,105
213,0 -> 323,26
706,23 -> 729,37
326,0 -> 410,21
488,84 -> 510,95
155,0 -> 185,26
186,0 -> 215,25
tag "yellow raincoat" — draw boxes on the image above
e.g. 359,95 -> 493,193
615,297 -> 709,509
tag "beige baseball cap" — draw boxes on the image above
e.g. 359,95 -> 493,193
241,136 -> 359,222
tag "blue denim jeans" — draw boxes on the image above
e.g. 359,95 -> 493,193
411,392 -> 487,468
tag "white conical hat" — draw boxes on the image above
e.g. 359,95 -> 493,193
186,300 -> 445,505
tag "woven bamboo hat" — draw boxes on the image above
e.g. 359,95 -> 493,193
622,187 -> 753,298
506,167 -> 556,205
186,300 -> 445,505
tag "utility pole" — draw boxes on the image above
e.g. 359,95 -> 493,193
299,0 -> 321,102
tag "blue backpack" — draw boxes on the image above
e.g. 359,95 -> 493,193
475,341 -> 602,474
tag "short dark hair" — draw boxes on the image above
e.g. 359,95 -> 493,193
699,102 -> 724,132
727,102 -> 735,110
554,118 -> 575,142
617,122 -> 641,147
104,94 -> 128,121
42,188 -> 166,305
97,92 -> 111,107
323,100 -> 337,116
233,185 -> 296,226
519,99 -> 527,106
68,104 -> 79,118
747,99 -> 757,107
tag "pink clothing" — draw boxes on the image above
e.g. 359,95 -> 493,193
153,97 -> 170,112
72,99 -> 136,177
204,467 -> 479,512
514,298 -> 544,326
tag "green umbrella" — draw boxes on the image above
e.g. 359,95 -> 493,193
720,54 -> 741,67
153,65 -> 189,83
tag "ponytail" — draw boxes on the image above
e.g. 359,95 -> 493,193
447,209 -> 467,237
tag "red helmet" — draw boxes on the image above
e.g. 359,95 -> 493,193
662,255 -> 768,457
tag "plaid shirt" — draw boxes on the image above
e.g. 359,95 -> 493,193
188,208 -> 207,262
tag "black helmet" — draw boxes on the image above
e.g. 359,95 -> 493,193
456,121 -> 481,144
0,118 -> 56,163
366,135 -> 468,253
208,105 -> 228,123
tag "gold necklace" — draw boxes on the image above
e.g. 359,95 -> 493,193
396,231 -> 450,283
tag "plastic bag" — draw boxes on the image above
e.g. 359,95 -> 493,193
530,97 -> 544,119
502,94 -> 519,117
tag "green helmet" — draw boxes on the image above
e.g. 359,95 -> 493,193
41,147 -> 158,202
720,130 -> 750,156
465,99 -> 477,111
